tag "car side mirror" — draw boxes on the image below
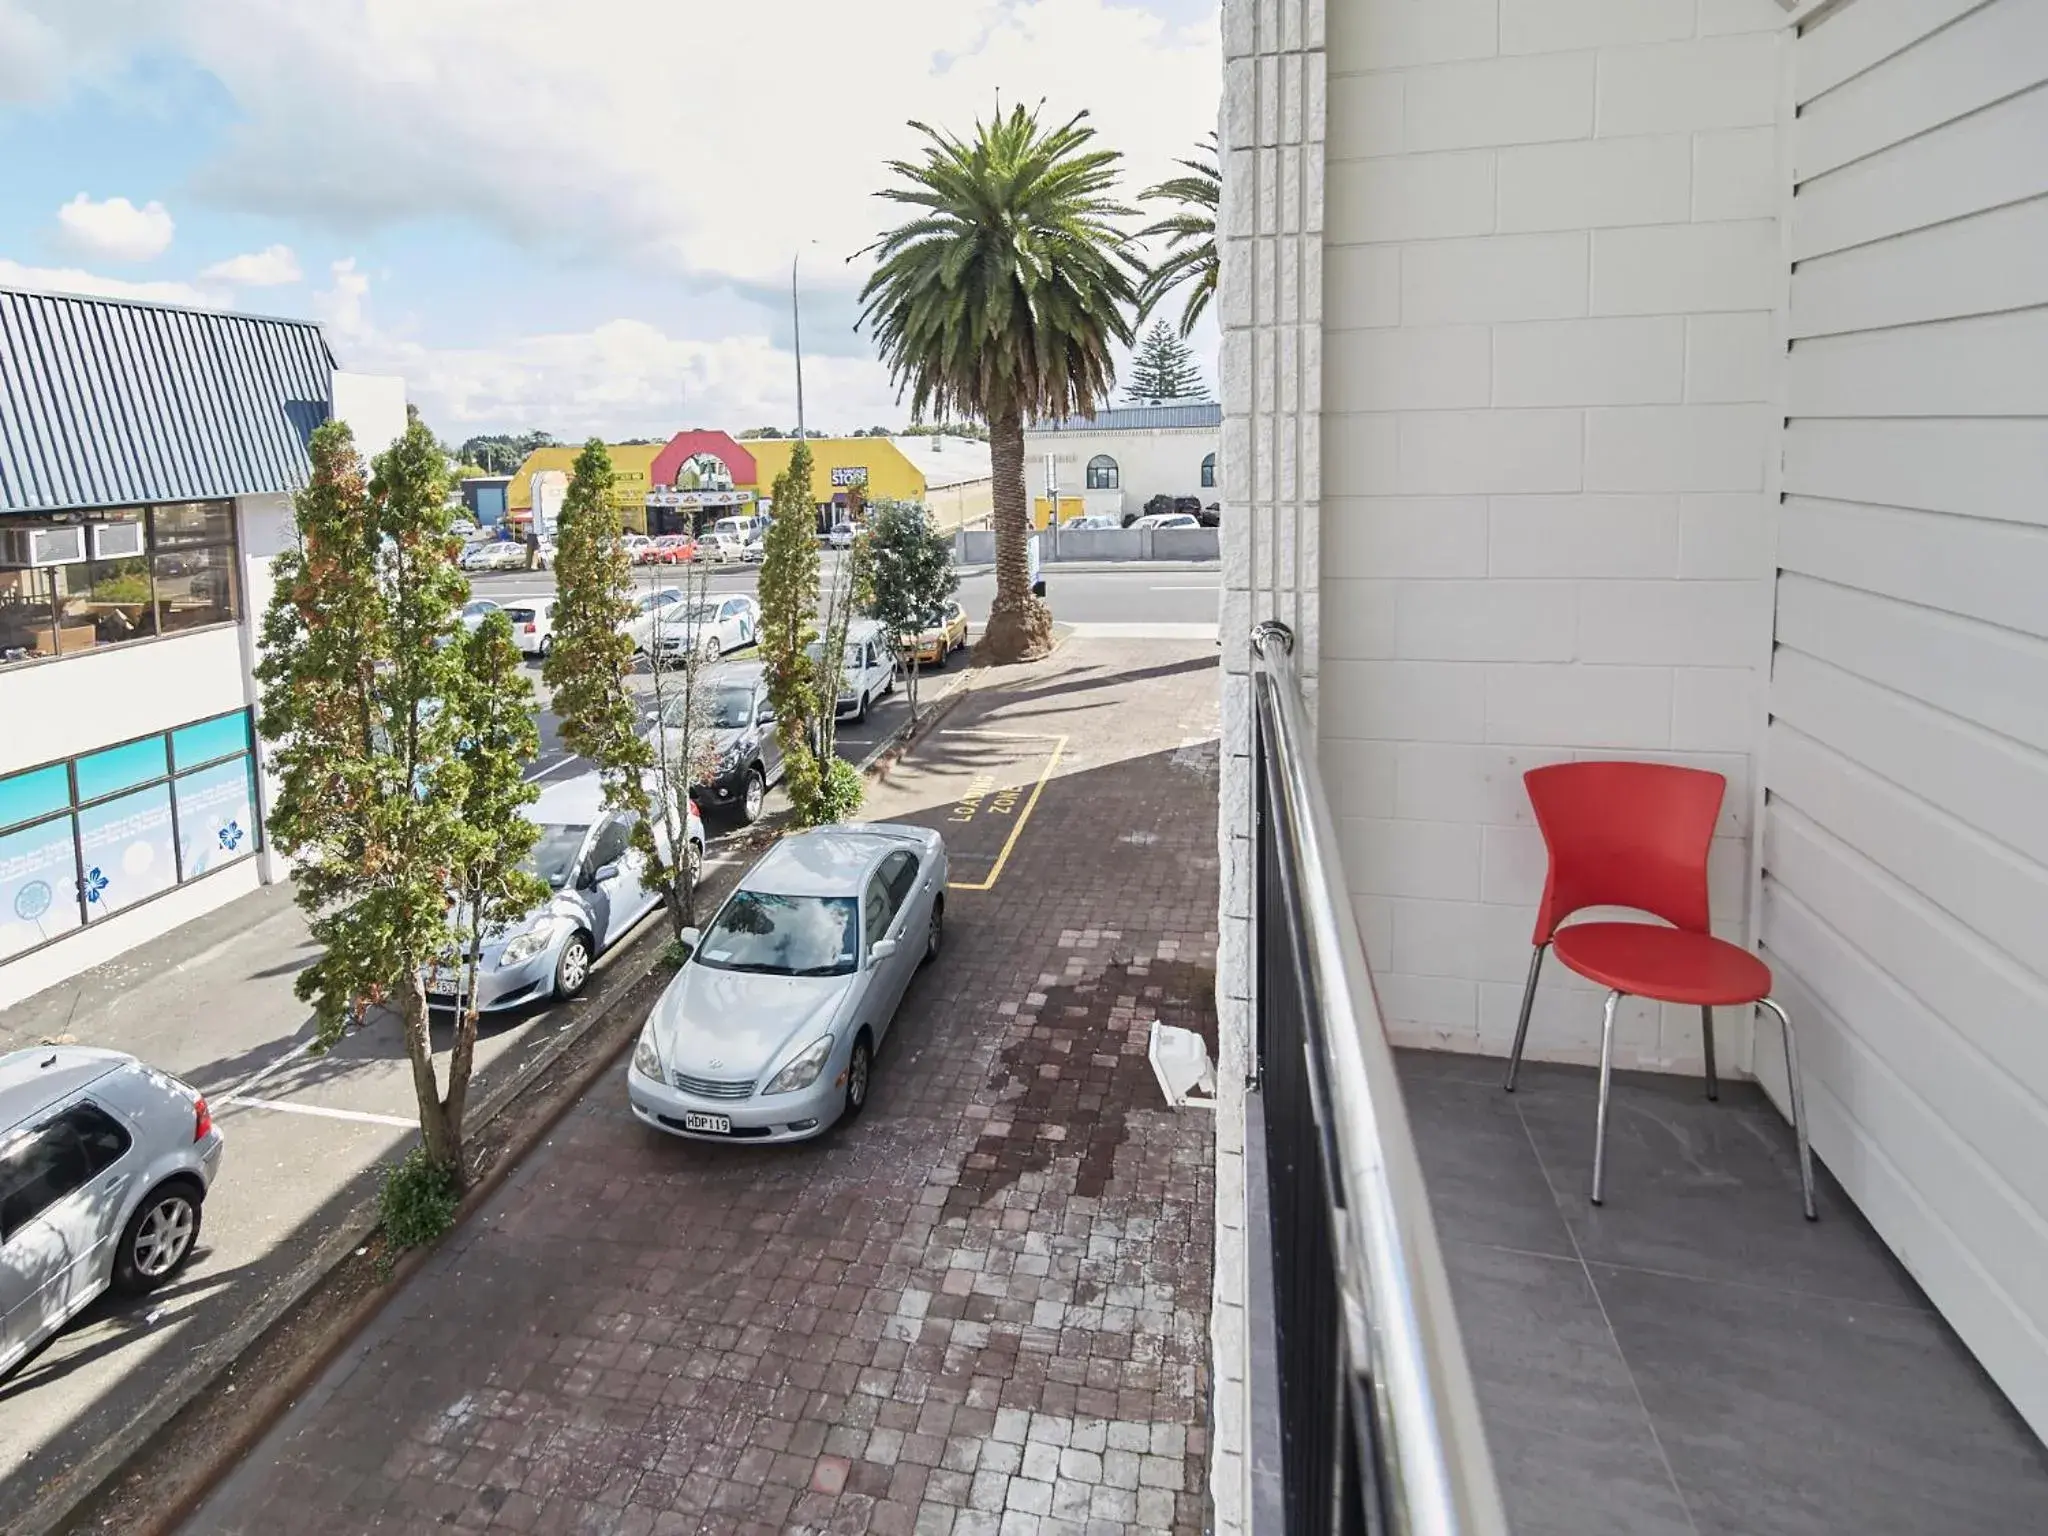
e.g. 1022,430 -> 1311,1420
868,937 -> 899,967
678,926 -> 701,956
757,706 -> 776,725
587,862 -> 620,887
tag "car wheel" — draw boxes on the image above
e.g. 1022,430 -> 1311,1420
843,1034 -> 873,1122
686,837 -> 704,882
113,1180 -> 203,1294
924,897 -> 944,964
854,690 -> 869,723
883,668 -> 897,697
553,931 -> 592,999
703,635 -> 722,663
741,766 -> 767,824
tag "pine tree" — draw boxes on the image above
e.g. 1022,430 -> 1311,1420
864,499 -> 959,721
758,439 -> 825,817
1125,319 -> 1207,403
543,439 -> 651,822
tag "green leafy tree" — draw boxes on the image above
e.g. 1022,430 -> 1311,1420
861,105 -> 1140,662
1136,133 -> 1219,339
543,439 -> 651,822
257,417 -> 540,1185
864,499 -> 959,719
758,439 -> 825,817
1125,318 -> 1207,402
637,557 -> 717,939
737,426 -> 787,440
459,430 -> 557,475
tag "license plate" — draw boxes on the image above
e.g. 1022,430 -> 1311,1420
682,1112 -> 731,1134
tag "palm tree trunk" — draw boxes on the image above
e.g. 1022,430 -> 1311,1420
978,403 -> 1054,663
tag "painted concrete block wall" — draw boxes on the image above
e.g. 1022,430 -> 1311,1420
1317,0 -> 1787,1073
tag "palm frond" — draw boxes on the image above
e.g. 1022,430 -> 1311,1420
1133,132 -> 1221,338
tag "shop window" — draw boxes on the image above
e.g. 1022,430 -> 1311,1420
1085,455 -> 1120,490
0,501 -> 237,672
1201,452 -> 1216,489
0,708 -> 261,966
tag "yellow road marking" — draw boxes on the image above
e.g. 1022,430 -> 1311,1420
946,733 -> 1067,893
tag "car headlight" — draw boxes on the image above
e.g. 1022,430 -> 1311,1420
498,925 -> 555,967
632,1025 -> 663,1080
762,1034 -> 833,1095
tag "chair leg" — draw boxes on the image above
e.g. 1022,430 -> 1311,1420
1503,943 -> 1547,1093
1758,997 -> 1818,1221
1590,990 -> 1623,1206
1701,1005 -> 1719,1101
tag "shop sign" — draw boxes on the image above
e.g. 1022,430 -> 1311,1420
645,489 -> 757,508
830,466 -> 868,488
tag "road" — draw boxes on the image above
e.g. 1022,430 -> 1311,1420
468,560 -> 1220,795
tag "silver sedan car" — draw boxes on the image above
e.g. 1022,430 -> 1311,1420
1,1047 -> 225,1380
628,823 -> 947,1143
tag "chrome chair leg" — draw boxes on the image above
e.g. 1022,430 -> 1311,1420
1759,997 -> 1818,1221
1590,990 -> 1622,1206
1503,943 -> 1547,1092
1701,1005 -> 1719,1101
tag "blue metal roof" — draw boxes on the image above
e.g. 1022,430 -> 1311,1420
1030,402 -> 1221,432
0,287 -> 335,515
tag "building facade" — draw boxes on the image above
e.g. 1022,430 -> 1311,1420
0,287 -> 404,1010
1212,0 -> 2048,1521
506,443 -> 665,533
1026,402 -> 1220,522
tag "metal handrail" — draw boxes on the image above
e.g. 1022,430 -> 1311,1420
1250,620 -> 1508,1536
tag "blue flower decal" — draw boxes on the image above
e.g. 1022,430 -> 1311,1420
83,866 -> 110,904
219,820 -> 245,852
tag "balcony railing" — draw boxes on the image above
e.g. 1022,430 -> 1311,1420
1246,621 -> 1507,1536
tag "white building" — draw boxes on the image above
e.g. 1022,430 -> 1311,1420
1213,0 -> 2048,1523
0,287 -> 404,1010
1026,402 -> 1220,522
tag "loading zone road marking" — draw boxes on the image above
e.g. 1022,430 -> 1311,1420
943,732 -> 1067,893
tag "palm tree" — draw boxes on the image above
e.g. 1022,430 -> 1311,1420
860,105 -> 1140,662
1136,133 -> 1220,338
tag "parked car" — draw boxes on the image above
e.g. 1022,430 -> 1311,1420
627,822 -> 948,1143
826,522 -> 859,549
649,534 -> 698,565
621,588 -> 687,653
709,515 -> 765,545
425,772 -> 703,1013
902,599 -> 969,668
643,661 -> 782,823
741,534 -> 766,564
701,531 -> 747,564
1129,513 -> 1200,531
448,518 -> 480,540
458,598 -> 503,634
0,1047 -> 224,1380
1060,515 -> 1120,531
650,594 -> 761,667
808,618 -> 898,722
621,534 -> 655,564
504,596 -> 560,658
461,540 -> 529,572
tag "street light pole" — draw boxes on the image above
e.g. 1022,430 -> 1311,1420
791,253 -> 806,443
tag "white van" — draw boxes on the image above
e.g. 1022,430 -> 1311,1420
709,515 -> 765,544
807,618 -> 898,722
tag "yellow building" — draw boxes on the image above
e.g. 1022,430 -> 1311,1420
507,444 -> 665,534
744,437 -> 926,508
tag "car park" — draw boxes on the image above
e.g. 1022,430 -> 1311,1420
649,534 -> 697,565
503,596 -> 560,658
627,822 -> 947,1143
0,1046 -> 224,1380
461,540 -> 529,572
643,661 -> 782,823
903,599 -> 969,668
621,534 -> 655,564
700,531 -> 746,564
808,618 -> 898,722
621,588 -> 687,653
650,594 -> 760,667
425,771 -> 703,1014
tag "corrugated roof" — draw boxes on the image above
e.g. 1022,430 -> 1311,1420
889,434 -> 993,489
0,287 -> 335,515
1029,402 -> 1221,432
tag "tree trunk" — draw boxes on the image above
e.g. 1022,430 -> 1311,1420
978,403 -> 1054,663
399,974 -> 463,1182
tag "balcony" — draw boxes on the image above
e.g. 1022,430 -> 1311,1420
1235,624 -> 2048,1534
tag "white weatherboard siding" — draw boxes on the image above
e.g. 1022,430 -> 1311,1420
1316,0 -> 1785,1074
1765,0 -> 2048,1437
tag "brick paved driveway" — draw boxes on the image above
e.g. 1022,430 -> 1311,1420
187,639 -> 1222,1536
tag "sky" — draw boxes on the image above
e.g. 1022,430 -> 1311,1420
0,0 -> 1221,444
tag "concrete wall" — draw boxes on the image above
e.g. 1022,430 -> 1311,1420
953,527 -> 1221,564
1024,424 -> 1218,521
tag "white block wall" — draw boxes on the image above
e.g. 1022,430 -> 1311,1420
1317,0 -> 1788,1073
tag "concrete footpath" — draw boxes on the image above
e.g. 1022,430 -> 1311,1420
186,637 -> 1224,1536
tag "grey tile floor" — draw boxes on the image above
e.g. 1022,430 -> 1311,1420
1395,1048 -> 2048,1536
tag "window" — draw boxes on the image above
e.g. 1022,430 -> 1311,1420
584,817 -> 633,878
1201,452 -> 1216,489
0,1117 -> 93,1243
0,708 -> 261,966
0,501 -> 239,671
879,851 -> 918,917
1085,455 -> 1120,490
68,1102 -> 133,1176
862,874 -> 893,948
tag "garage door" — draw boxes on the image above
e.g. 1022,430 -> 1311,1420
1761,0 -> 2048,1436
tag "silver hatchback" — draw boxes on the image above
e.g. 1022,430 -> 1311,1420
0,1047 -> 225,1380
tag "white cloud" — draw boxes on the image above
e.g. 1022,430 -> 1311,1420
56,192 -> 175,261
0,257 -> 215,307
199,243 -> 301,286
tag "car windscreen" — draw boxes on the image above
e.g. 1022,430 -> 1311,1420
505,608 -> 536,625
660,685 -> 754,731
522,823 -> 590,889
694,891 -> 860,977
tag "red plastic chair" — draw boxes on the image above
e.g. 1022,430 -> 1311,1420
1505,761 -> 1815,1218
